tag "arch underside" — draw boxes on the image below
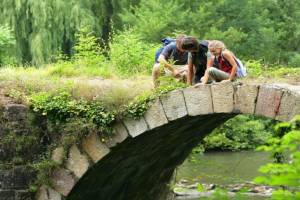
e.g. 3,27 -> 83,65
67,113 -> 236,200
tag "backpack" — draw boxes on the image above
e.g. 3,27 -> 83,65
161,38 -> 175,46
214,52 -> 247,78
154,38 -> 176,63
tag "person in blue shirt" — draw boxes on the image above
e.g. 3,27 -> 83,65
152,35 -> 188,87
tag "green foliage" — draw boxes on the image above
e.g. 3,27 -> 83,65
6,89 -> 26,103
29,92 -> 115,131
0,25 -> 15,65
73,28 -> 106,63
109,28 -> 158,76
29,157 -> 58,189
245,60 -> 300,79
120,0 -> 189,42
0,0 -> 135,65
1,0 -> 300,65
289,53 -> 300,67
204,27 -> 248,54
254,116 -> 300,199
120,0 -> 300,65
203,115 -> 274,151
125,77 -> 187,119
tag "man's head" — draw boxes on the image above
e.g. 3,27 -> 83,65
176,34 -> 187,52
180,36 -> 199,52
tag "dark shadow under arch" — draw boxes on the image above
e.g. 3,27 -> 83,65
67,113 -> 236,200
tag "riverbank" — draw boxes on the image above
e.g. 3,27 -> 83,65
174,151 -> 273,200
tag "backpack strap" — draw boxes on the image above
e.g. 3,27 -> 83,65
221,51 -> 240,68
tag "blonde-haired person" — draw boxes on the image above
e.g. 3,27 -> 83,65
200,40 -> 238,84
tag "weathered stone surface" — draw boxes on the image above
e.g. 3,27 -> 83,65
106,122 -> 129,148
4,104 -> 27,121
211,82 -> 234,113
14,166 -> 35,190
15,190 -> 34,200
276,90 -> 300,121
123,117 -> 148,138
66,145 -> 89,178
183,85 -> 213,116
51,147 -> 64,165
82,132 -> 110,163
0,190 -> 14,200
255,85 -> 283,118
0,170 -> 14,189
144,98 -> 168,129
51,168 -> 76,197
36,185 -> 61,200
234,84 -> 259,114
160,90 -> 187,121
67,114 -> 234,200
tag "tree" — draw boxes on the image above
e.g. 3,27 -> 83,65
0,25 -> 15,65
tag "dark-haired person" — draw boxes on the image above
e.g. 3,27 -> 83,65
152,35 -> 188,87
201,40 -> 238,84
180,36 -> 209,85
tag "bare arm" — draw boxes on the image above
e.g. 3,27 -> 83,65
223,51 -> 237,81
158,54 -> 178,75
187,54 -> 194,85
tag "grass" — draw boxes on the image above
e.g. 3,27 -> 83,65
0,61 -> 153,111
242,60 -> 300,84
0,59 -> 299,110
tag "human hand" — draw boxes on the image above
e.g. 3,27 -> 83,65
193,82 -> 204,87
172,69 -> 181,78
220,79 -> 231,83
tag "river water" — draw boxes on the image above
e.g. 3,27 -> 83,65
175,151 -> 272,199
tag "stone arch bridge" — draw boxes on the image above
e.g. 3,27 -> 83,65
1,82 -> 300,200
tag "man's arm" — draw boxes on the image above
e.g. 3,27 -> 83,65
187,53 -> 194,85
157,54 -> 179,76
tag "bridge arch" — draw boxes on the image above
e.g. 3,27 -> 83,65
36,82 -> 300,200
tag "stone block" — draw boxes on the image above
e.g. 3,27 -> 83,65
51,147 -> 64,165
160,90 -> 187,121
106,122 -> 128,148
234,84 -> 259,114
15,190 -> 34,200
255,85 -> 283,119
51,168 -> 76,197
4,104 -> 27,121
144,98 -> 168,129
183,85 -> 213,116
14,166 -> 35,190
123,117 -> 148,138
0,190 -> 14,200
211,81 -> 234,113
82,132 -> 110,163
36,185 -> 61,200
277,90 -> 300,122
0,170 -> 14,189
66,145 -> 89,178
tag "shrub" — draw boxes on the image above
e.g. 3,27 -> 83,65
288,53 -> 300,67
0,25 -> 16,65
109,28 -> 158,76
203,115 -> 274,151
254,116 -> 300,199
